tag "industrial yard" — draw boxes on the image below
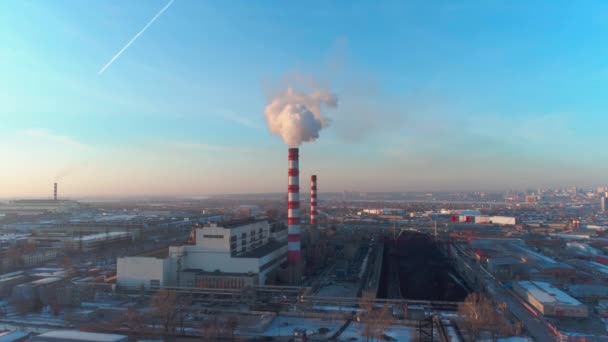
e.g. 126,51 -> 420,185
3,186 -> 608,341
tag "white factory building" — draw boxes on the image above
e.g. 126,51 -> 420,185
514,281 -> 588,318
117,219 -> 287,289
456,215 -> 516,225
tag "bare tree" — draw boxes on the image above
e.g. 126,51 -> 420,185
45,290 -> 62,316
227,315 -> 239,341
124,307 -> 143,330
458,293 -> 500,340
358,292 -> 394,342
176,294 -> 192,334
265,209 -> 279,220
201,316 -> 224,340
151,289 -> 179,335
63,256 -> 72,271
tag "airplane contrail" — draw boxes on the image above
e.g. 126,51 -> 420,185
98,0 -> 175,75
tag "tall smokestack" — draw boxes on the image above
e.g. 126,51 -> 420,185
287,148 -> 301,263
53,182 -> 57,201
310,175 -> 317,225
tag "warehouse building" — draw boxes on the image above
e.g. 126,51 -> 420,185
29,331 -> 127,342
514,281 -> 589,318
0,273 -> 29,298
32,222 -> 145,240
117,219 -> 287,289
10,277 -> 66,312
0,199 -> 80,215
567,285 -> 608,300
486,256 -> 522,280
28,231 -> 131,252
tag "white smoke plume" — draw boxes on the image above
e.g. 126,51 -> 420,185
264,88 -> 338,147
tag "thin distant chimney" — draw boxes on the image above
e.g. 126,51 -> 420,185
53,182 -> 57,201
310,175 -> 317,225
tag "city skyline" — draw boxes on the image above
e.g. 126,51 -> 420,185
2,0 -> 608,197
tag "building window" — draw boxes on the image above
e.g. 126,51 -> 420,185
203,234 -> 224,239
150,279 -> 160,288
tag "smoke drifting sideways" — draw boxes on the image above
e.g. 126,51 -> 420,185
264,88 -> 338,147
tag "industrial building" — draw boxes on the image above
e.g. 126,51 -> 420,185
32,222 -> 146,240
453,215 -> 517,225
10,277 -> 67,312
567,284 -> 608,300
0,272 -> 29,298
486,256 -> 522,280
514,281 -> 589,318
0,199 -> 80,215
1,248 -> 59,273
567,259 -> 608,281
117,219 -> 287,289
65,231 -> 131,252
0,331 -> 29,342
29,331 -> 127,342
28,231 -> 131,252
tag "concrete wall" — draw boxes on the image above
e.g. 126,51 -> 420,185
185,252 -> 259,274
195,227 -> 231,252
117,257 -> 168,289
195,221 -> 270,256
168,243 -> 287,285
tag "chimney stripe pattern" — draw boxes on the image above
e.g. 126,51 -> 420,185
287,148 -> 301,263
310,175 -> 317,224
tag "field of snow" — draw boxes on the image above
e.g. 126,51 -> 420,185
317,282 -> 360,298
338,322 -> 416,342
238,315 -> 344,338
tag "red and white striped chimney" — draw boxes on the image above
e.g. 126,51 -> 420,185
287,148 -> 301,263
310,175 -> 317,225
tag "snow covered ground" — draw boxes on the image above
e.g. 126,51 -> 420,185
317,282 -> 360,298
338,322 -> 416,342
238,315 -> 344,338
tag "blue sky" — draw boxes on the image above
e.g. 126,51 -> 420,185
1,0 -> 607,197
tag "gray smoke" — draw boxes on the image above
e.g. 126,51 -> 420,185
264,88 -> 338,147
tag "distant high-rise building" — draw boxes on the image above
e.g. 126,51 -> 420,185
602,196 -> 608,212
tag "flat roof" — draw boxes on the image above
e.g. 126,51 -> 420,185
23,277 -> 63,286
31,330 -> 126,342
518,281 -> 583,306
73,231 -> 131,241
0,331 -> 29,342
221,218 -> 267,229
0,275 -> 28,284
181,269 -> 257,277
488,256 -> 521,265
587,261 -> 608,275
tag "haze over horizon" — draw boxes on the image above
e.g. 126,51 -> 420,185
2,0 -> 608,198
